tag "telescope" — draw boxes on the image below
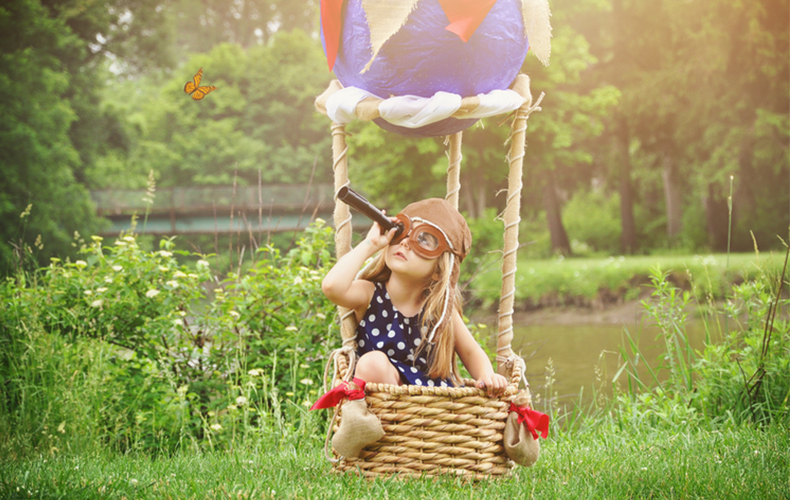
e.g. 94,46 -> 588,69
336,186 -> 405,240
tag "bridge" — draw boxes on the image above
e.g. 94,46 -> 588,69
91,184 -> 356,236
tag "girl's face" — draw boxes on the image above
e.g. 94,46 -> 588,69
385,235 -> 440,282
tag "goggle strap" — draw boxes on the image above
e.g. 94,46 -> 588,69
426,253 -> 454,344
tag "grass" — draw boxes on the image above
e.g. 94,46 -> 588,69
470,252 -> 786,309
1,424 -> 787,499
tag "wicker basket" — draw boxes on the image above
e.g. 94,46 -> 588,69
317,74 -> 542,479
331,360 -> 526,480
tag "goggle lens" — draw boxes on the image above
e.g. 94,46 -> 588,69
416,230 -> 439,252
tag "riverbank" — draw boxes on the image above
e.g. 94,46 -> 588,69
468,251 -> 786,314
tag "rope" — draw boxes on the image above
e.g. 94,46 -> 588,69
496,86 -> 544,371
445,132 -> 462,209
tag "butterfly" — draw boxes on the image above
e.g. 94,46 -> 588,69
184,68 -> 217,101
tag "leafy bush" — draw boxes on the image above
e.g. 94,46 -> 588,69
0,220 -> 339,455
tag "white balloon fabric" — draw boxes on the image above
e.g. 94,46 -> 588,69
326,86 -> 527,129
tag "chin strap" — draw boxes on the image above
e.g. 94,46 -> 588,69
426,253 -> 454,344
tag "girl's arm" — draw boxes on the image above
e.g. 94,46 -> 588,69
321,221 -> 397,313
452,311 -> 508,396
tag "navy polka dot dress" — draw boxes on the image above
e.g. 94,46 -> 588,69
356,282 -> 452,387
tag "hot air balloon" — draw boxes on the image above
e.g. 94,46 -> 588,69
320,0 -> 551,137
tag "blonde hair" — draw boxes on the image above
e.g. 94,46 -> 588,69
358,251 -> 462,384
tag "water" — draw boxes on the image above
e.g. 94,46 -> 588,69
509,319 -> 709,403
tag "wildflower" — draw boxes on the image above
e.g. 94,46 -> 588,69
173,270 -> 187,278
104,277 -> 113,283
112,265 -> 122,272
96,287 -> 107,293
114,240 -> 126,246
197,260 -> 210,268
174,319 -> 183,326
285,325 -> 298,332
293,277 -> 303,285
90,299 -> 103,308
91,236 -> 103,243
236,396 -> 248,406
159,266 -> 169,272
177,385 -> 188,397
145,289 -> 160,298
166,280 -> 179,288
299,378 -> 314,386
75,260 -> 87,268
123,236 -> 135,243
188,273 -> 198,279
248,369 -> 263,376
178,310 -> 186,317
83,290 -> 93,296
130,479 -> 138,486
229,310 -> 240,318
315,313 -> 326,320
159,250 -> 173,258
210,424 -> 222,431
227,404 -> 238,411
315,218 -> 325,224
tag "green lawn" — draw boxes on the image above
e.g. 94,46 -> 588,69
2,424 -> 787,499
470,252 -> 787,309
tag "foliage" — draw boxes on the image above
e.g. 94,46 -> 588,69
0,220 -> 338,455
613,258 -> 789,427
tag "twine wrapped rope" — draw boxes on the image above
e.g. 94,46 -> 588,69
316,74 -> 541,479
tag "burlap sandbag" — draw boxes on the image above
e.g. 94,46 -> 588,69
504,411 -> 541,467
504,390 -> 542,467
332,399 -> 385,458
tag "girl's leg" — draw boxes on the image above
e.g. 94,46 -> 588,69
355,351 -> 401,385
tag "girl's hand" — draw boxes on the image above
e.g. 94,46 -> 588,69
362,215 -> 397,252
476,373 -> 508,397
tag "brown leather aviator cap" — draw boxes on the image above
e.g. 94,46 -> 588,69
400,198 -> 472,262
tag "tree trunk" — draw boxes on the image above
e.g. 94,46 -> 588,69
616,120 -> 638,254
475,182 -> 486,219
543,170 -> 571,255
662,153 -> 683,240
703,183 -> 729,251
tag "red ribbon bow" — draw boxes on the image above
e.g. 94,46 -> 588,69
510,402 -> 550,440
310,377 -> 367,410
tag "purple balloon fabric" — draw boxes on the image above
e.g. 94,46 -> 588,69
322,0 -> 529,137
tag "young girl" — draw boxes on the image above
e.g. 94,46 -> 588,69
322,197 -> 508,395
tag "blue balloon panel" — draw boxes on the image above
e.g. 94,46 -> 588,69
322,0 -> 529,137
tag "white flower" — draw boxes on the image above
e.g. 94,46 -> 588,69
229,310 -> 240,318
96,287 -> 107,293
159,266 -> 169,272
104,277 -> 113,283
83,290 -> 93,296
315,313 -> 326,320
188,273 -> 198,279
166,280 -> 179,288
145,289 -> 160,298
236,396 -> 248,406
177,385 -> 188,396
285,325 -> 298,332
227,404 -> 238,411
123,236 -> 135,243
159,250 -> 173,258
174,319 -> 183,326
248,369 -> 262,376
315,218 -> 325,224
113,240 -> 126,246
197,260 -> 210,268
90,299 -> 103,308
293,277 -> 303,285
75,260 -> 87,268
299,378 -> 314,386
210,424 -> 222,431
173,270 -> 187,278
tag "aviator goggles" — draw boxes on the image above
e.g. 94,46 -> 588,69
389,214 -> 454,260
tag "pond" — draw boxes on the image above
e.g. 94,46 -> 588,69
502,311 -> 712,405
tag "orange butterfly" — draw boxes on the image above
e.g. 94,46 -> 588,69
184,68 -> 217,101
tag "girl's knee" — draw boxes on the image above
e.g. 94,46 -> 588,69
355,351 -> 400,385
